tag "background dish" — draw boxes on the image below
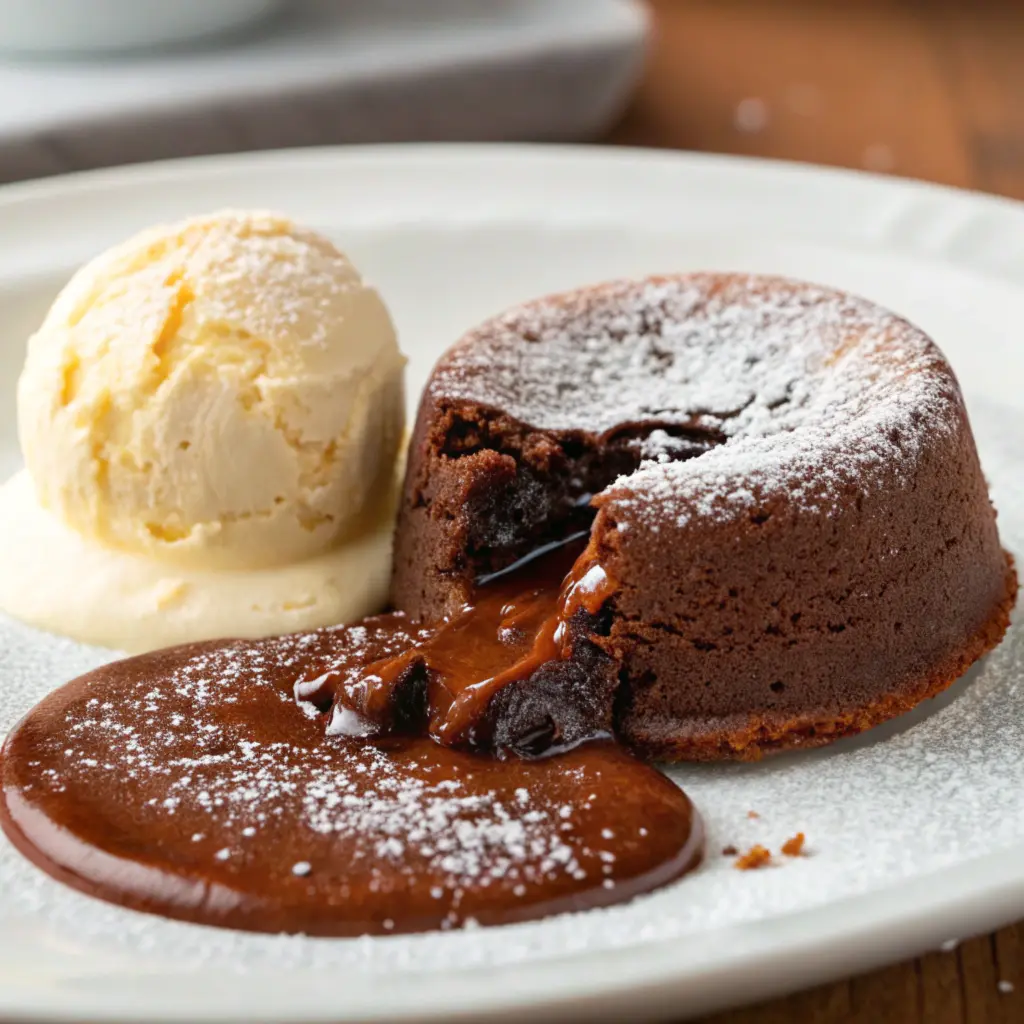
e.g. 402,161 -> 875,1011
0,144 -> 1022,1023
0,0 -> 281,55
0,0 -> 645,183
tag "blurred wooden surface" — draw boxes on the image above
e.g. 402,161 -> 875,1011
611,0 -> 1024,198
607,1 -> 1024,1021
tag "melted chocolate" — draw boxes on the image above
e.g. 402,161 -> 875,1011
306,535 -> 618,751
0,541 -> 703,936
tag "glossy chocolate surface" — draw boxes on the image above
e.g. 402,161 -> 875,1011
306,535 -> 617,750
1,542 -> 701,936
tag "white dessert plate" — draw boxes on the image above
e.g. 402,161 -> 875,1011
0,145 -> 1023,1024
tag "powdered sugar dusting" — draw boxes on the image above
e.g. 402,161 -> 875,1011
435,274 -> 957,529
0,398 -> 1019,960
0,399 -> 1020,988
45,210 -> 370,356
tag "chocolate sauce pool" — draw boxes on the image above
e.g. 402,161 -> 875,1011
0,541 -> 703,936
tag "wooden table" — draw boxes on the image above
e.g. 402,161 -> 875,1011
607,2 -> 1024,1021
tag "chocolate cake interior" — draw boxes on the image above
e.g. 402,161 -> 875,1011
386,401 -> 732,758
405,402 -> 719,588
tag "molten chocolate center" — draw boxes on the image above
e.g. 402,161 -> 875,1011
301,535 -> 617,751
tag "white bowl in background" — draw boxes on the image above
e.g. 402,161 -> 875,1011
0,0 -> 283,56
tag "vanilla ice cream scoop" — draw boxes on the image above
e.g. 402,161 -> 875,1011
18,210 -> 404,569
1,211 -> 406,652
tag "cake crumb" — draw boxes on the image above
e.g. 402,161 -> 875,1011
747,810 -> 760,820
722,845 -> 738,857
998,980 -> 1014,995
734,844 -> 772,870
781,832 -> 806,857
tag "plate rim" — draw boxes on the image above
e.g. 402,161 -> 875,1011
0,139 -> 1023,208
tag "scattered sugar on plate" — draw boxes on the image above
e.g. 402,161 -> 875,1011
0,401 -> 1020,980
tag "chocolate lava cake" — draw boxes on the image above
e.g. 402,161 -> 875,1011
391,273 -> 1017,760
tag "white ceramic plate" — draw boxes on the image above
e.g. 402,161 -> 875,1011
0,145 -> 1022,1024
